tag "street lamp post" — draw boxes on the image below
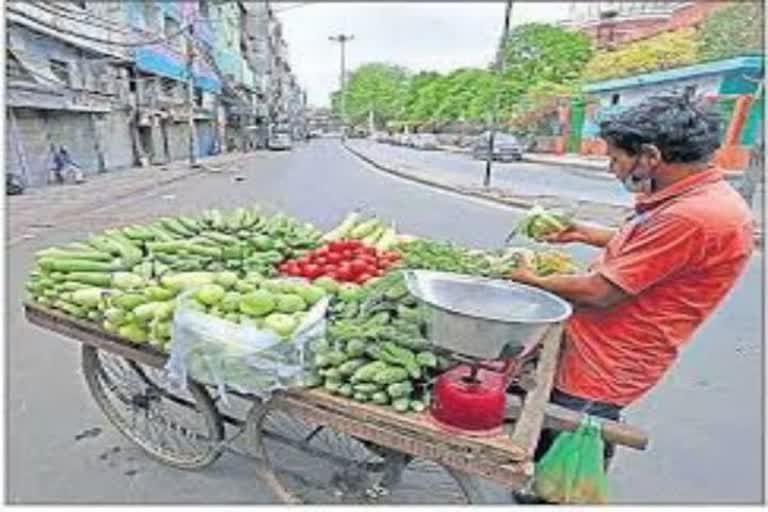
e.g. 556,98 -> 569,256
484,0 -> 513,188
329,33 -> 354,139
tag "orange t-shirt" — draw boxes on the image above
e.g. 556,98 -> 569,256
557,168 -> 754,406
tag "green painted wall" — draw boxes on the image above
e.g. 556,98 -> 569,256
740,96 -> 764,145
567,99 -> 585,153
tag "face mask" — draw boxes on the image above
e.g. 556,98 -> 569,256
620,157 -> 655,194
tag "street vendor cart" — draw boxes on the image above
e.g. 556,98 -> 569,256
24,267 -> 647,503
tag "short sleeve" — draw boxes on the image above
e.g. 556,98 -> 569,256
594,214 -> 702,295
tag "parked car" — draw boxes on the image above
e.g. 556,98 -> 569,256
268,132 -> 293,151
412,133 -> 439,150
396,133 -> 413,147
471,132 -> 523,161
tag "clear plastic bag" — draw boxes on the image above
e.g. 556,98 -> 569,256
164,290 -> 329,404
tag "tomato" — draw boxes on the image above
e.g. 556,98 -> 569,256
314,247 -> 330,257
382,251 -> 401,261
345,240 -> 362,249
361,246 -> 377,256
360,254 -> 378,266
314,256 -> 328,266
349,259 -> 367,275
328,241 -> 347,253
335,266 -> 353,281
342,249 -> 354,259
326,252 -> 343,264
322,264 -> 337,274
371,268 -> 383,277
355,272 -> 373,284
284,262 -> 301,276
298,263 -> 315,278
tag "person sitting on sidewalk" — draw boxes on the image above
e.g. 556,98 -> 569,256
506,92 -> 754,502
50,145 -> 85,185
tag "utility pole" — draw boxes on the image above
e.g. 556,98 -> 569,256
484,0 -> 513,188
329,33 -> 354,139
186,24 -> 198,167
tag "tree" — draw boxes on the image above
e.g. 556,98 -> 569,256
696,2 -> 764,61
501,23 -> 594,86
331,63 -> 409,127
583,28 -> 699,82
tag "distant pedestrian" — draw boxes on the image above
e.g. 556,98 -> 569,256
50,145 -> 85,185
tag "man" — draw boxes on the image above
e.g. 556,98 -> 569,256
508,92 -> 754,502
50,145 -> 85,185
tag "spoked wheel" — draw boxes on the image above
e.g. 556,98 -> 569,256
81,345 -> 225,470
246,400 -> 480,504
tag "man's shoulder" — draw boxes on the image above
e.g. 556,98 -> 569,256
665,179 -> 752,231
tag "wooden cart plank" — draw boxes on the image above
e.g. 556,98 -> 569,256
24,303 -> 167,368
509,323 -> 563,457
272,391 -> 533,486
287,387 -> 529,460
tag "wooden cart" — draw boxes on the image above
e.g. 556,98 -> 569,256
24,302 -> 648,504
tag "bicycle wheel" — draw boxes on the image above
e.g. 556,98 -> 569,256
81,345 -> 224,470
246,400 -> 481,504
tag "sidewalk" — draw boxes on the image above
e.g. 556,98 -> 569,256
6,151 -> 268,245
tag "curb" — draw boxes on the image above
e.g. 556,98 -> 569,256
343,142 -> 764,249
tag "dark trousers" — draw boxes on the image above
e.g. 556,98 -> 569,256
534,388 -> 623,471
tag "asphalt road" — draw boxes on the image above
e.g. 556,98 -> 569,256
6,139 -> 763,504
353,141 -> 632,207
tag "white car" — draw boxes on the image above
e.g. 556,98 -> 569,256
268,133 -> 293,151
412,133 -> 439,150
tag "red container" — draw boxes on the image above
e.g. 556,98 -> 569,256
430,363 -> 508,436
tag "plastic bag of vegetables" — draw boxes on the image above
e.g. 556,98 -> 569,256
164,288 -> 329,403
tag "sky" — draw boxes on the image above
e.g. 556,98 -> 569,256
279,2 -> 573,108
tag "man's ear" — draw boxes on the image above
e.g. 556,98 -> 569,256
640,143 -> 662,166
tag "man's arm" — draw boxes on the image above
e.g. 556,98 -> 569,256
512,269 -> 629,309
575,221 -> 618,248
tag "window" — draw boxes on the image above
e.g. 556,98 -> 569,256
164,15 -> 183,52
143,0 -> 160,33
6,52 -> 31,82
684,85 -> 697,99
49,59 -> 70,85
611,93 -> 620,106
198,0 -> 209,18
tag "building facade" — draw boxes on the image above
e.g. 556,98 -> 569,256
562,1 -> 727,49
560,55 -> 764,170
6,0 -> 306,188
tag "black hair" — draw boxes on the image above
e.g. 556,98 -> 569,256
599,91 -> 722,163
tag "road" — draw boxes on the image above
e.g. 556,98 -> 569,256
349,140 -> 631,207
7,139 -> 763,504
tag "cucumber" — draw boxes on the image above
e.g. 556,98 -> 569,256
63,272 -> 113,287
35,248 -> 112,262
38,258 -> 124,273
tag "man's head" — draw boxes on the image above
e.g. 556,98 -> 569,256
599,92 -> 722,193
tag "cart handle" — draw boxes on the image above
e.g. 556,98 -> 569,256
505,398 -> 649,451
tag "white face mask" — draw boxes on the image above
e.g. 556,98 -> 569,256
620,158 -> 655,194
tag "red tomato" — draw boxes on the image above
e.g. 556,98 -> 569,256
360,254 -> 378,266
362,246 -> 377,256
284,262 -> 301,276
303,264 -> 321,279
322,264 -> 337,275
349,260 -> 367,275
383,251 -> 401,261
328,241 -> 347,253
314,256 -> 328,266
355,272 -> 373,284
336,263 -> 354,281
371,268 -> 383,277
326,252 -> 343,264
342,249 -> 354,259
314,247 -> 330,257
345,240 -> 362,249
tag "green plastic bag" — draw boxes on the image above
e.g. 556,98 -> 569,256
533,416 -> 610,504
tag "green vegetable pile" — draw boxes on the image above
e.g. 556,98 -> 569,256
305,271 -> 446,413
26,206 -> 324,352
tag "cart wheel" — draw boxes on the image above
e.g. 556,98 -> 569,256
246,400 -> 479,504
81,345 -> 224,470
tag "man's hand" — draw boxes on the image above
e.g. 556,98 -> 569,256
505,254 -> 541,287
539,224 -> 590,244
